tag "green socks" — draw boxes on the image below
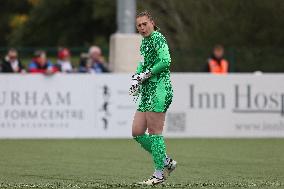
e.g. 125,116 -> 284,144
134,133 -> 152,153
134,133 -> 166,170
149,134 -> 166,170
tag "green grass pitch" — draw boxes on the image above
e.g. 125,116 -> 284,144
0,139 -> 283,189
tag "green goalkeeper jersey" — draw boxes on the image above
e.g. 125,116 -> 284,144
136,31 -> 173,112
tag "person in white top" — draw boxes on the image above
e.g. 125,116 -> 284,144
56,48 -> 73,73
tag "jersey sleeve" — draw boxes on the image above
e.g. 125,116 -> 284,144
150,33 -> 171,75
136,62 -> 143,74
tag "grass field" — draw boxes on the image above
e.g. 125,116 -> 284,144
0,139 -> 283,189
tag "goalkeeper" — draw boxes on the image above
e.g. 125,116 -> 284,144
129,11 -> 177,186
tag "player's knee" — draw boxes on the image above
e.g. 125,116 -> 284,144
148,131 -> 157,135
132,128 -> 144,137
148,128 -> 162,135
132,131 -> 138,137
148,128 -> 154,134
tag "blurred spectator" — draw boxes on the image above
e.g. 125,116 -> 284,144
205,45 -> 229,74
28,50 -> 58,74
79,46 -> 109,73
1,48 -> 25,73
55,48 -> 73,73
78,53 -> 92,73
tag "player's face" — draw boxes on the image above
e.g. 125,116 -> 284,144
136,16 -> 154,37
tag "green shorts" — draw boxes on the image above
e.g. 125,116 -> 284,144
137,78 -> 173,113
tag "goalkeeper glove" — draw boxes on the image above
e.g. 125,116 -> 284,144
129,70 -> 151,96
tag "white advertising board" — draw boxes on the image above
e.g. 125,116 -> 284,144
0,74 -> 283,138
165,74 -> 284,138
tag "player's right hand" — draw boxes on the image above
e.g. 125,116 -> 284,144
129,83 -> 139,96
129,74 -> 140,96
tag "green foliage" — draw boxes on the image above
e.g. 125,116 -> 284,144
138,0 -> 284,48
8,0 -> 116,48
0,0 -> 31,45
0,139 -> 283,188
138,0 -> 284,72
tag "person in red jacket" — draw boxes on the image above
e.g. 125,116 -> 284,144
28,50 -> 58,74
205,45 -> 229,74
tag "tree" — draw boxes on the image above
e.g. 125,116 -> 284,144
0,0 -> 31,46
137,0 -> 284,72
8,0 -> 116,48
